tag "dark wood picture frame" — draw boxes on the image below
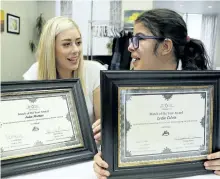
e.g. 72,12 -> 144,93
1,79 -> 97,177
100,70 -> 220,179
7,13 -> 20,34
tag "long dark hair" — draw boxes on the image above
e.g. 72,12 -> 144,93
135,9 -> 210,70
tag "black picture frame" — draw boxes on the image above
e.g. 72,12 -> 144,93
100,70 -> 220,179
1,79 -> 97,177
7,13 -> 20,34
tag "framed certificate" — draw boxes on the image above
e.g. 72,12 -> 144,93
1,79 -> 97,177
100,71 -> 220,179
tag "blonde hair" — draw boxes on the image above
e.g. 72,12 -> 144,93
36,16 -> 86,93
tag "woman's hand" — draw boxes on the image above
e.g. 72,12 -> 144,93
204,151 -> 220,175
93,152 -> 110,179
92,119 -> 101,144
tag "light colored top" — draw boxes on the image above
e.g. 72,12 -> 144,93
23,60 -> 107,123
177,60 -> 182,70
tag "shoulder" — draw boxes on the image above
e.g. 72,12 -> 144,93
23,62 -> 38,80
84,60 -> 107,72
83,60 -> 107,91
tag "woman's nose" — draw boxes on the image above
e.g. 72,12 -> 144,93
128,42 -> 135,52
71,44 -> 79,53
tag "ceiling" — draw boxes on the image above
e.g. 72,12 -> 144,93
153,1 -> 220,14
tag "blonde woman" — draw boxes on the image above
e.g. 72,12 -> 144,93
23,16 -> 105,143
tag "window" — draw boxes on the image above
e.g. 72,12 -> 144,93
184,14 -> 202,40
183,13 -> 218,68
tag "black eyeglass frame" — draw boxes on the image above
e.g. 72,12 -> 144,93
129,34 -> 165,49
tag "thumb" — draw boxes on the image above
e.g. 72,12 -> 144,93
207,151 -> 220,160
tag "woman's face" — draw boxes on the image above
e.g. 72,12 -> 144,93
128,22 -> 173,70
55,28 -> 82,73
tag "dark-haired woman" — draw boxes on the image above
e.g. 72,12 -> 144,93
93,9 -> 219,178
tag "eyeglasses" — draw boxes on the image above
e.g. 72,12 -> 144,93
129,34 -> 165,49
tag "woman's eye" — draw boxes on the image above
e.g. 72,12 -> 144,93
76,41 -> 82,46
138,37 -> 144,40
63,43 -> 71,47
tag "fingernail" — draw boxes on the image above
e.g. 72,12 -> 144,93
101,163 -> 106,168
105,171 -> 110,176
204,162 -> 208,167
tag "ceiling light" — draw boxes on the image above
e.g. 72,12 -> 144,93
208,6 -> 212,8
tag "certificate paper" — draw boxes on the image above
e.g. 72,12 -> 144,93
118,86 -> 213,167
1,89 -> 84,160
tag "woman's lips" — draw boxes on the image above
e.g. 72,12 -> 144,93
132,58 -> 140,67
68,56 -> 78,60
67,57 -> 78,64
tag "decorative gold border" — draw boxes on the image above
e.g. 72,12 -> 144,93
118,156 -> 207,167
118,86 -> 214,167
1,89 -> 84,161
209,87 -> 214,154
1,89 -> 68,97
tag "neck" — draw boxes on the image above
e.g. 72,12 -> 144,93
161,63 -> 177,70
159,56 -> 178,70
57,69 -> 73,79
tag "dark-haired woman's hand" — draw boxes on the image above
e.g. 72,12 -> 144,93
92,119 -> 101,144
204,151 -> 220,175
93,152 -> 110,179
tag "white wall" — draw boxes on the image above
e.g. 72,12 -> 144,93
1,1 -> 38,81
72,0 -> 111,56
1,1 -> 56,81
214,15 -> 220,68
72,1 -> 92,57
37,1 -> 56,21
92,0 -> 110,56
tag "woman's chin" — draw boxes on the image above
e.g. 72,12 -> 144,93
68,63 -> 79,71
133,66 -> 141,70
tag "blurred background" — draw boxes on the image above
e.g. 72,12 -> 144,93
1,0 -> 220,81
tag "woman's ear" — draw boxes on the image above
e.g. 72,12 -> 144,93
161,38 -> 173,56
